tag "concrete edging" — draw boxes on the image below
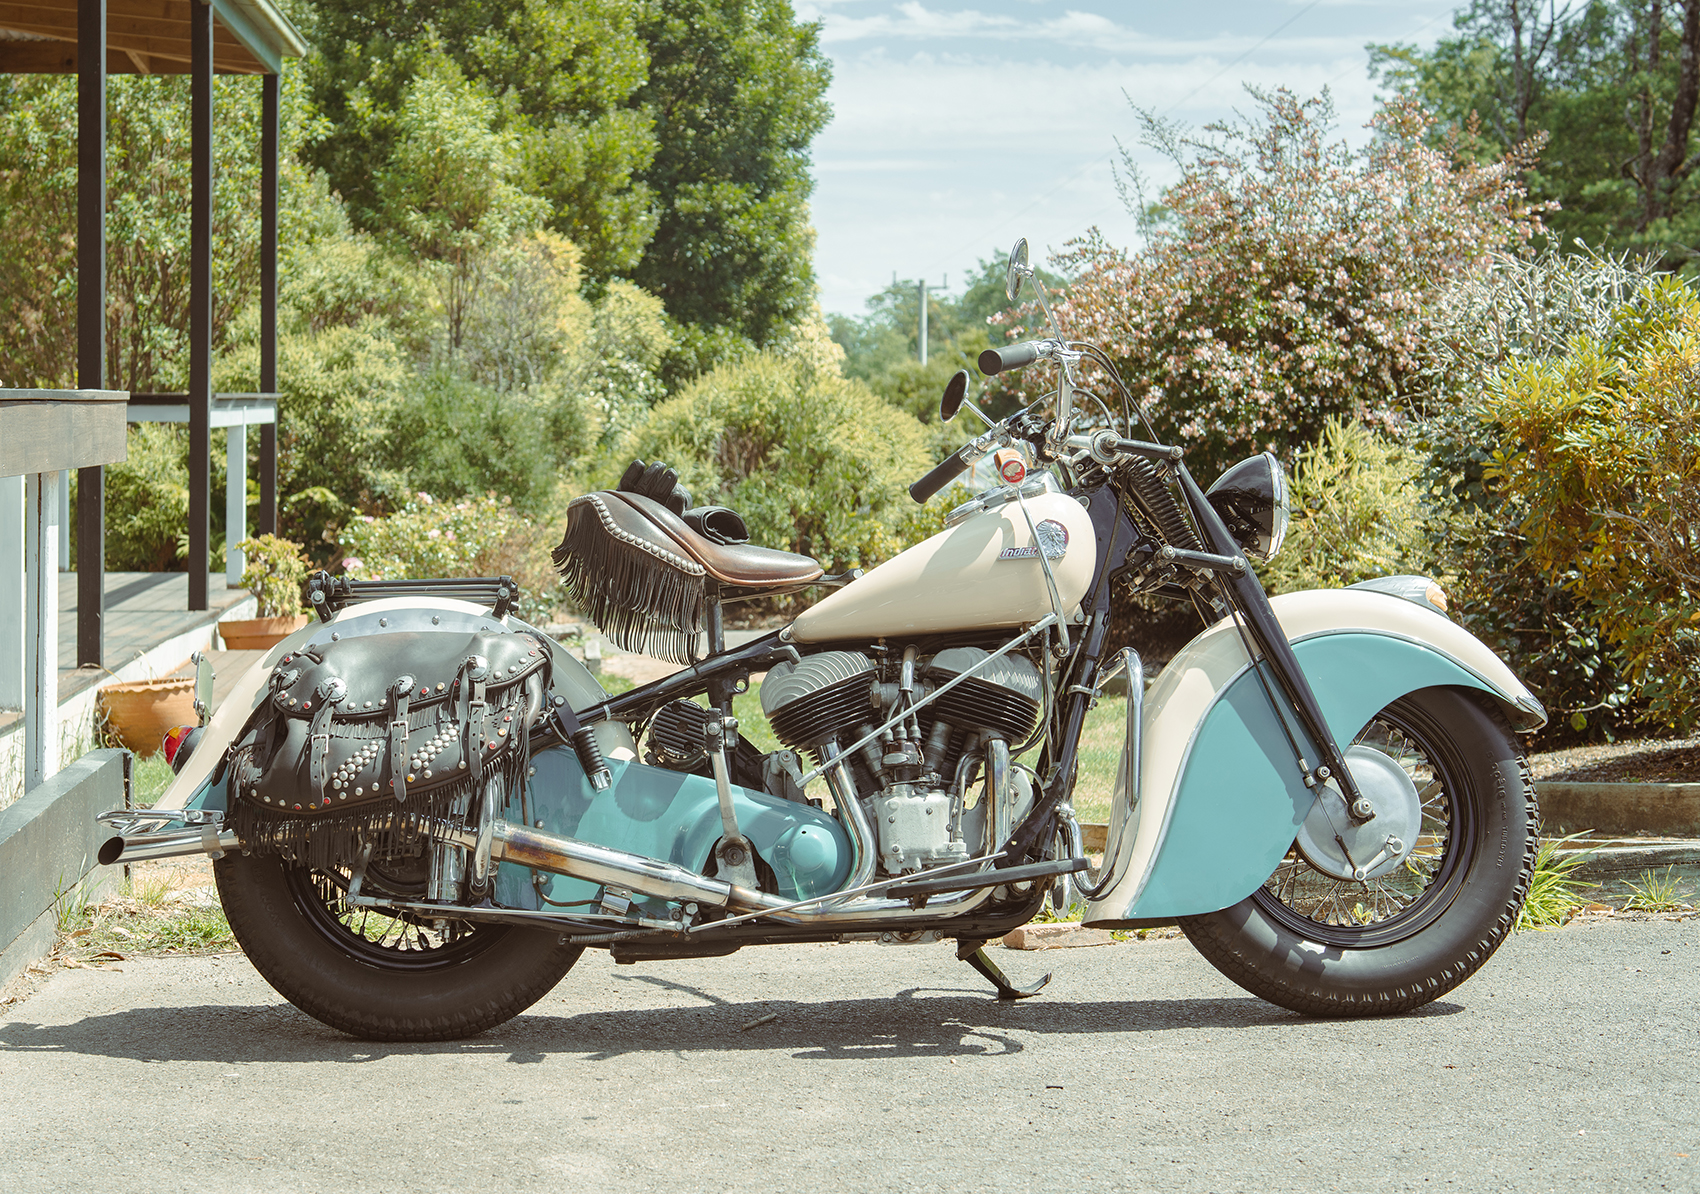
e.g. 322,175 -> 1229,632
0,749 -> 127,989
1537,781 -> 1700,839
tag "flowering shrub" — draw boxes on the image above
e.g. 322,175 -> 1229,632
1016,89 -> 1544,478
338,492 -> 559,609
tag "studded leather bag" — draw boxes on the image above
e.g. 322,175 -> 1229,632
229,629 -> 551,819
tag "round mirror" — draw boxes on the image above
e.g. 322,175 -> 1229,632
941,369 -> 970,423
1005,238 -> 1030,303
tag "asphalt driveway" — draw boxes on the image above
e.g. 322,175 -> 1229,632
0,918 -> 1695,1193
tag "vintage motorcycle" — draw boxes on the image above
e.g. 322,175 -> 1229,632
97,239 -> 1544,1041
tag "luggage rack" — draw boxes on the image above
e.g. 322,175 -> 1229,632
306,572 -> 522,623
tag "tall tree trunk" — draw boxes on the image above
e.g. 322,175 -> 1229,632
1650,0 -> 1700,225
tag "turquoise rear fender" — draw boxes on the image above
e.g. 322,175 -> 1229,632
1082,588 -> 1544,927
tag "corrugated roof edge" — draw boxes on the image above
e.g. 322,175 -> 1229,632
217,0 -> 308,74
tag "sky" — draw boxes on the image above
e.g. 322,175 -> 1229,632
799,0 -> 1466,316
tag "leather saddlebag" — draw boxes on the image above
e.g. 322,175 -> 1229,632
227,628 -> 550,868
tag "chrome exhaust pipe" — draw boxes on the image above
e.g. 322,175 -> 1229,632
475,820 -> 770,911
450,819 -> 1003,928
98,825 -> 240,866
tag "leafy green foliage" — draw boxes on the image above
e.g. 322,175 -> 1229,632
631,0 -> 832,364
627,328 -> 930,573
1373,0 -> 1700,265
0,73 -> 265,390
301,0 -> 655,281
1414,250 -> 1658,740
339,493 -> 559,610
1517,832 -> 1596,929
1261,417 -> 1437,594
237,534 -> 309,618
1480,276 -> 1700,730
96,424 -> 233,573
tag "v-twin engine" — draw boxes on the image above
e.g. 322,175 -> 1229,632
760,647 -> 1042,874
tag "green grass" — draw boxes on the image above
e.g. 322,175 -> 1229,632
130,752 -> 176,808
1517,832 -> 1598,930
1622,866 -> 1696,912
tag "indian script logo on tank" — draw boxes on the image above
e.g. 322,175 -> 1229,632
999,519 -> 1068,561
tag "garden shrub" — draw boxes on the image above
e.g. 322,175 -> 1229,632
338,493 -> 560,613
1018,88 -> 1543,479
1479,276 -> 1700,731
1261,416 -> 1437,594
626,336 -> 930,573
1415,251 -> 1660,740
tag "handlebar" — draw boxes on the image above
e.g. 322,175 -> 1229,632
908,445 -> 975,504
977,341 -> 1042,376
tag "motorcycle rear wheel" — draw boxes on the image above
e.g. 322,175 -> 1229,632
214,850 -> 583,1041
1178,687 -> 1537,1017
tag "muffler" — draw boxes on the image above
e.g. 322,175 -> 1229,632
97,809 -> 239,866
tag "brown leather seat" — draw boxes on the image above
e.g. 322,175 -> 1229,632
608,491 -> 823,589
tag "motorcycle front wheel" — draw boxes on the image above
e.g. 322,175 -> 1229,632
214,850 -> 583,1041
1179,686 -> 1538,1017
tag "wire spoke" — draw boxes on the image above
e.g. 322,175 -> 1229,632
1260,713 -> 1454,933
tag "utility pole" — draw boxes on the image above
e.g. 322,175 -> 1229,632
917,279 -> 928,365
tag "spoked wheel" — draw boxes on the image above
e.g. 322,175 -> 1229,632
215,849 -> 582,1041
1179,687 -> 1537,1017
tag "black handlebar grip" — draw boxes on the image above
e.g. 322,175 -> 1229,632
909,446 -> 973,504
977,340 -> 1042,376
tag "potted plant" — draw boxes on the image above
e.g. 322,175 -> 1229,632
218,534 -> 311,649
97,676 -> 198,757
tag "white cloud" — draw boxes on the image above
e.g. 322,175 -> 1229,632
805,1 -> 1460,314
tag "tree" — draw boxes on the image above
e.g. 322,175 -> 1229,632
630,0 -> 832,368
1039,89 -> 1542,478
1373,0 -> 1700,264
300,0 -> 657,282
0,73 -> 263,391
375,50 -> 546,352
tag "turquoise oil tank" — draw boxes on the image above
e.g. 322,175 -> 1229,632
495,745 -> 852,912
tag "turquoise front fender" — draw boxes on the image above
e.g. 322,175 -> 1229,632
1083,588 -> 1543,928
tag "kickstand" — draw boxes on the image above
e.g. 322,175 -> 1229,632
957,939 -> 1052,1001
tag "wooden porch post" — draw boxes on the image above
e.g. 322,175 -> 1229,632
258,71 -> 279,538
187,0 -> 212,611
75,0 -> 106,666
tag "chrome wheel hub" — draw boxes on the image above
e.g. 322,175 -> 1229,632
1295,744 -> 1423,882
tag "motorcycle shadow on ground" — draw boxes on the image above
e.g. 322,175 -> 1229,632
0,971 -> 1465,1067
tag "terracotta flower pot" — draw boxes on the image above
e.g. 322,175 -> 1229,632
218,613 -> 310,650
97,678 -> 198,758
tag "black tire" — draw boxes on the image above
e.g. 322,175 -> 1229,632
1179,687 -> 1537,1017
214,850 -> 583,1041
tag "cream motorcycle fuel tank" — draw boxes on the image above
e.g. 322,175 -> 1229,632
791,491 -> 1097,642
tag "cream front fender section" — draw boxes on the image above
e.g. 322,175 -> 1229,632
1081,588 -> 1544,928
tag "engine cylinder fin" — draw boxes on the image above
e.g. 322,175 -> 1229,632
761,651 -> 877,749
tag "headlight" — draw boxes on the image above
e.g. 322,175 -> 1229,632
1205,452 -> 1289,562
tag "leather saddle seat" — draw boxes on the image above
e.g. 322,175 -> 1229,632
599,490 -> 823,591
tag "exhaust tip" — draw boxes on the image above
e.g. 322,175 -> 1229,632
98,836 -> 126,867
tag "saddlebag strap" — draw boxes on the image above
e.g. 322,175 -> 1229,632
461,655 -> 490,784
388,675 -> 415,802
305,678 -> 345,805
